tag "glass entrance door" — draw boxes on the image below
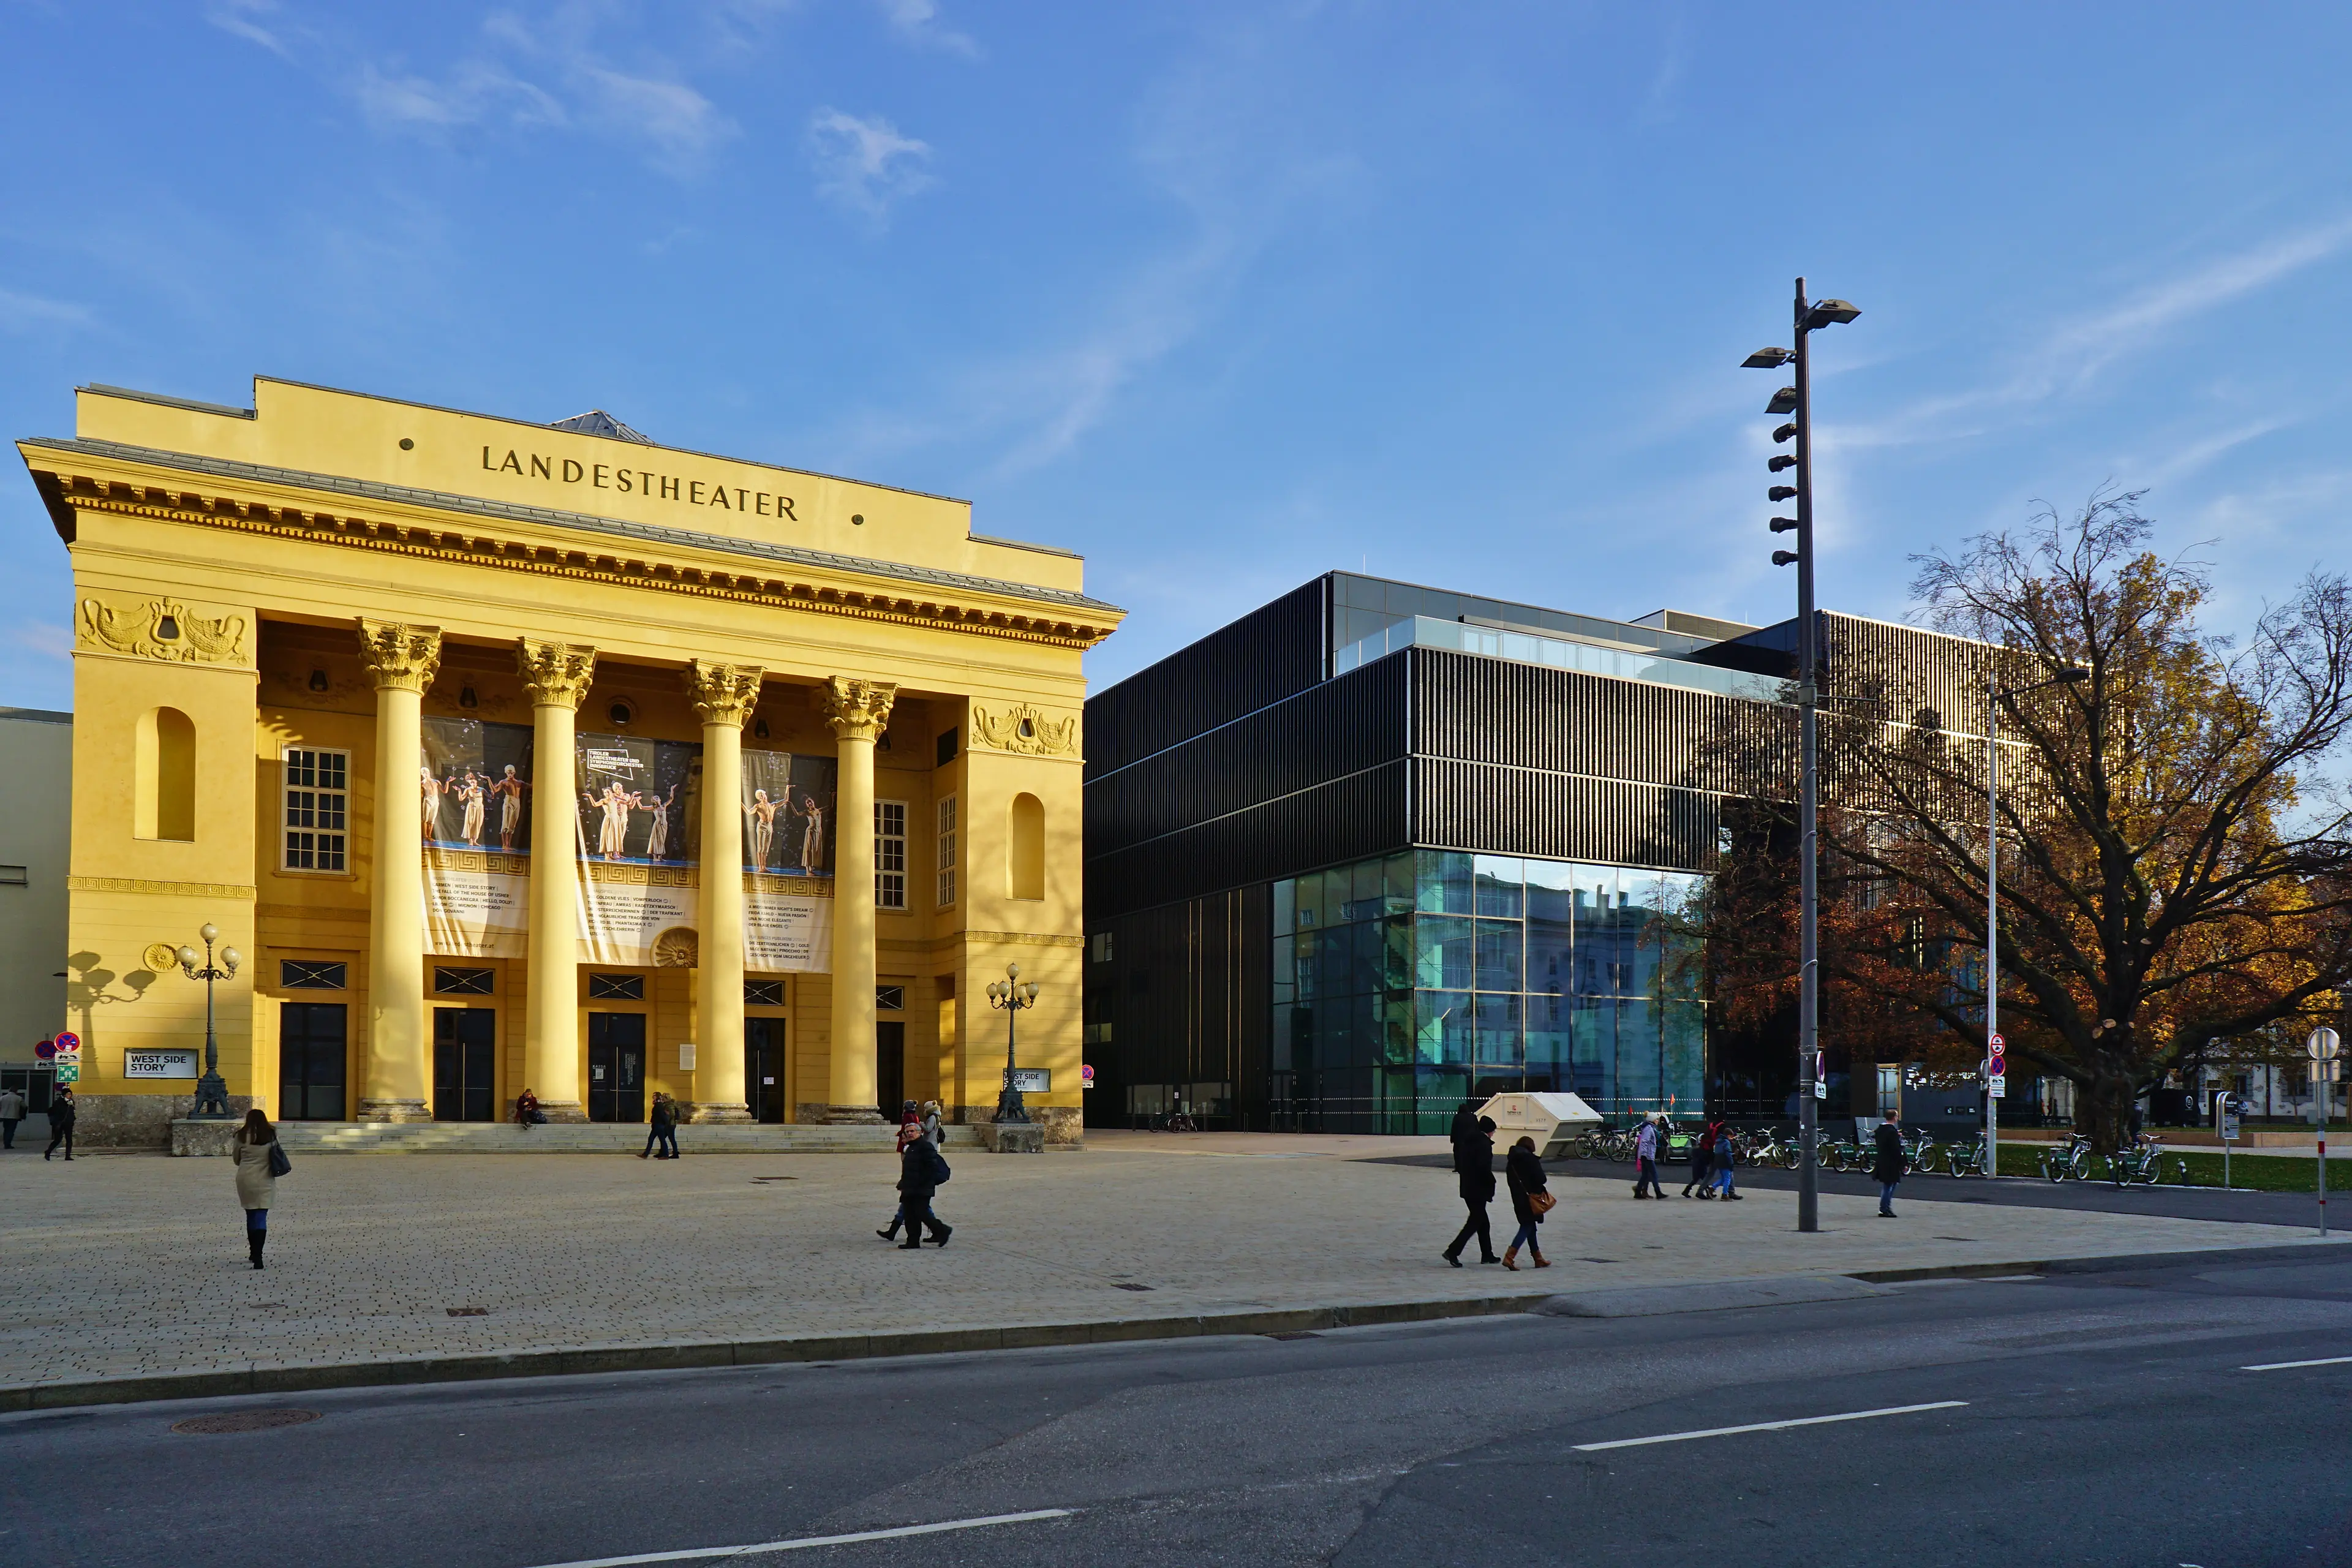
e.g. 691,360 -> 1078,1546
279,1001 -> 348,1121
875,1020 -> 906,1119
432,1008 -> 496,1121
745,1018 -> 786,1124
588,1012 -> 647,1123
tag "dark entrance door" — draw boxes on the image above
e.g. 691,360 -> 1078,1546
588,1012 -> 647,1123
745,1019 -> 786,1124
433,1008 -> 496,1121
279,1002 -> 347,1120
875,1020 -> 906,1119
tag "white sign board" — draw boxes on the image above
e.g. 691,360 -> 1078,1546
1988,1075 -> 2007,1099
2218,1099 -> 2241,1141
122,1049 -> 198,1079
1008,1068 -> 1051,1094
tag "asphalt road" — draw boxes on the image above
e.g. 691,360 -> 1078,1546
7,1247 -> 2351,1567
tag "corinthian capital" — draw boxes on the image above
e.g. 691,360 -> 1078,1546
356,619 -> 443,693
516,638 -> 597,709
813,675 -> 897,742
687,660 -> 764,729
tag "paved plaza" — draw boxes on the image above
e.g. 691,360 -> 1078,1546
0,1131 -> 2332,1394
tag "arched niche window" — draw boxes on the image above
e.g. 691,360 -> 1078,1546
1007,792 -> 1044,901
136,706 -> 196,841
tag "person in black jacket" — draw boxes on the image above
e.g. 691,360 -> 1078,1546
1872,1113 -> 1906,1216
894,1135 -> 954,1249
1443,1114 -> 1501,1267
1502,1136 -> 1551,1270
43,1087 -> 75,1161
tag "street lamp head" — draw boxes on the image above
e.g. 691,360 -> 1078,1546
176,945 -> 200,970
199,922 -> 219,946
1005,961 -> 1020,982
221,947 -> 241,975
1765,386 -> 1798,416
2056,667 -> 2090,683
1741,347 -> 1795,369
1801,298 -> 1861,329
1768,485 -> 1797,502
1772,422 -> 1798,444
1771,550 -> 1801,567
985,981 -> 1003,1003
1769,517 -> 1798,533
1768,454 -> 1796,472
1023,982 -> 1039,1004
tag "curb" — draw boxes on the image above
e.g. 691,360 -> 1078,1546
9,1235 -> 2343,1415
0,1292 -> 1557,1414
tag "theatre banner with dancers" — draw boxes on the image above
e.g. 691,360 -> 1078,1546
421,724 -> 838,968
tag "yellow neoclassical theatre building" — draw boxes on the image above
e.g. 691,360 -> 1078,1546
18,378 -> 1118,1148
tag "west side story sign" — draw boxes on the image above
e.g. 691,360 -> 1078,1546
483,447 -> 799,522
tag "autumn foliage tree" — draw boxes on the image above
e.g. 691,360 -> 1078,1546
1708,491 -> 2352,1150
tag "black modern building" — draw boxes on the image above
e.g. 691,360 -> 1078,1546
1080,570 -> 1988,1134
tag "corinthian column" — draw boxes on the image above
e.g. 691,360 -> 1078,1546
357,619 -> 441,1122
687,658 -> 763,1124
518,638 -> 597,1123
815,675 -> 896,1123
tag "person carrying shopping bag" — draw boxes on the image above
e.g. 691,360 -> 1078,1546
232,1108 -> 288,1268
1502,1136 -> 1553,1270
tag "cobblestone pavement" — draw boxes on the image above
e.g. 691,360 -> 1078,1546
0,1131 -> 2329,1389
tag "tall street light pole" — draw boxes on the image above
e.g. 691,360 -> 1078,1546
1746,277 -> 1858,1235
1984,665 -> 2089,1175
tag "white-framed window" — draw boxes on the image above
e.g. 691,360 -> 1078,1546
936,794 -> 958,907
283,747 -> 350,872
875,799 -> 908,910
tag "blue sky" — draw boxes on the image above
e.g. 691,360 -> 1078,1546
4,2 -> 2349,710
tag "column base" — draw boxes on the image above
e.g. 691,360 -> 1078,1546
684,1102 -> 753,1125
534,1101 -> 589,1124
821,1105 -> 887,1125
356,1099 -> 431,1123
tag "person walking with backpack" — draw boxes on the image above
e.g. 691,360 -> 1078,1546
639,1093 -> 680,1159
894,1131 -> 953,1248
1681,1120 -> 1715,1199
1874,1112 -> 1906,1217
1632,1114 -> 1665,1198
1443,1114 -> 1501,1267
43,1086 -> 75,1161
1502,1135 -> 1553,1270
232,1108 -> 285,1268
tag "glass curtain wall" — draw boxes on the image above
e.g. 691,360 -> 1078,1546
1272,851 -> 1706,1133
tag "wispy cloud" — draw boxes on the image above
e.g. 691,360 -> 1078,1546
867,0 -> 979,58
205,0 -> 295,59
215,4 -> 736,172
1839,217 -> 2352,452
0,287 -> 96,333
807,109 -> 936,219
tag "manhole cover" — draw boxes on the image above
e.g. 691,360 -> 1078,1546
171,1409 -> 322,1436
447,1307 -> 488,1317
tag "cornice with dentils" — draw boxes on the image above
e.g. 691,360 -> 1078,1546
18,436 -> 1123,650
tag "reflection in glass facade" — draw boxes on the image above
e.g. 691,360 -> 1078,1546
1269,851 -> 1706,1133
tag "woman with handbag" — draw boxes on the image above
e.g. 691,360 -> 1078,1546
1502,1135 -> 1553,1270
232,1108 -> 288,1269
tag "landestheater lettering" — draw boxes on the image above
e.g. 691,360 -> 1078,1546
482,445 -> 799,519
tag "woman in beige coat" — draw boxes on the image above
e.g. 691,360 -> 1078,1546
233,1108 -> 279,1268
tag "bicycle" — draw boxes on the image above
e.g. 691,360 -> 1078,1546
1940,1133 -> 1987,1178
2108,1135 -> 2178,1188
2040,1132 -> 2095,1182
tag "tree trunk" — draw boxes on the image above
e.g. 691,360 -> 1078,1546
2079,1074 -> 2138,1155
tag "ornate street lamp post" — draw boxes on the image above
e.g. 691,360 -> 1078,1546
174,922 -> 241,1120
985,962 -> 1040,1125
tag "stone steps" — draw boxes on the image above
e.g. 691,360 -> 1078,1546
266,1121 -> 984,1155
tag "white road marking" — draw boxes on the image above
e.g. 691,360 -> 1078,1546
2242,1354 -> 2352,1371
515,1509 -> 1077,1568
1573,1401 -> 1967,1451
